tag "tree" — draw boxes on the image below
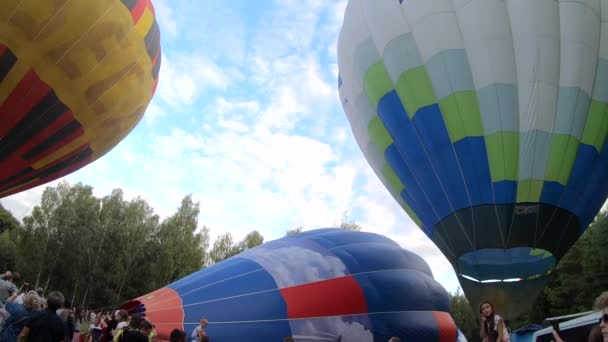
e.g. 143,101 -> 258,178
209,232 -> 239,264
208,230 -> 265,264
0,203 -> 19,234
240,230 -> 264,250
285,226 -> 303,236
12,183 -> 210,310
449,289 -> 479,342
339,211 -> 362,231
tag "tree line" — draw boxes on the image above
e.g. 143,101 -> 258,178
0,181 -> 360,310
449,211 -> 608,341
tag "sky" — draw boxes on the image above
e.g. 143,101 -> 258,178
0,0 -> 461,294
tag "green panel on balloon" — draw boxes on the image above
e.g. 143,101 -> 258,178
380,156 -> 423,226
395,66 -> 437,119
485,132 -> 519,182
364,62 -> 394,110
368,116 -> 393,153
545,134 -> 579,185
381,162 -> 404,196
517,179 -> 543,203
438,91 -> 484,142
581,100 -> 608,152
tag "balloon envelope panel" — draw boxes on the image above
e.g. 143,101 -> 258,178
337,0 -> 608,318
0,0 -> 161,197
125,228 -> 460,341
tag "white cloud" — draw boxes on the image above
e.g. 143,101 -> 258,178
155,54 -> 238,109
153,0 -> 178,37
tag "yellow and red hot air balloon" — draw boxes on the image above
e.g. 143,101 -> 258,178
0,0 -> 161,197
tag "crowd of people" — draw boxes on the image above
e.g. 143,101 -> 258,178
0,270 -> 200,342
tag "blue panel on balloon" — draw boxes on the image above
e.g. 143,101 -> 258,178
289,228 -> 343,240
575,141 -> 608,228
168,257 -> 245,289
376,91 -> 451,221
540,181 -> 564,207
354,269 -> 450,313
457,248 -> 556,280
181,288 -> 288,323
561,144 -> 598,215
178,265 -> 280,305
186,321 -> 292,342
385,144 -> 437,226
368,312 -> 441,341
493,180 -> 517,204
332,243 -> 432,276
412,103 -> 470,215
170,258 -> 262,296
304,229 -> 399,250
454,137 -> 493,206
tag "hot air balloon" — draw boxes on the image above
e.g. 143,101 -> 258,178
337,0 -> 608,319
0,0 -> 161,198
123,228 -> 461,341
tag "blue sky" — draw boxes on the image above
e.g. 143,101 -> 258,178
1,0 -> 460,294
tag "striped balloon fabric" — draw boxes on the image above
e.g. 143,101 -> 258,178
124,229 -> 460,341
337,0 -> 608,319
0,0 -> 161,197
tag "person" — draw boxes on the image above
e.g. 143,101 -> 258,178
480,301 -> 509,342
114,314 -> 147,342
17,290 -> 66,342
388,338 -> 401,342
170,329 -> 187,342
550,291 -> 607,342
0,272 -> 19,301
0,290 -> 41,342
592,291 -> 608,342
191,318 -> 208,342
140,320 -> 156,342
88,316 -> 103,342
283,337 -> 295,342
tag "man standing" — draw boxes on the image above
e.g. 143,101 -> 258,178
191,318 -> 208,342
18,291 -> 67,342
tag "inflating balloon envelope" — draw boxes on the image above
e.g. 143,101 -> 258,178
0,0 -> 161,198
124,228 -> 463,341
337,0 -> 608,319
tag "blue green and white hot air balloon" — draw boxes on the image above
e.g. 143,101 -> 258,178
337,0 -> 608,319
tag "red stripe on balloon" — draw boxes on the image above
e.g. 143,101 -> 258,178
280,275 -> 368,319
127,287 -> 184,340
130,0 -> 146,23
147,0 -> 155,16
432,311 -> 458,342
0,70 -> 51,138
0,44 -> 6,55
27,119 -> 85,165
151,78 -> 158,95
0,110 -> 77,179
0,144 -> 91,197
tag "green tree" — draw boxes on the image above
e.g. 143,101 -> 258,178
13,182 -> 211,310
209,232 -> 238,264
208,230 -> 265,264
240,230 -> 264,250
285,226 -> 303,236
449,288 -> 480,342
157,195 -> 208,285
0,203 -> 20,234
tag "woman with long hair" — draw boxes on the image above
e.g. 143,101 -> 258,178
480,301 -> 509,342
